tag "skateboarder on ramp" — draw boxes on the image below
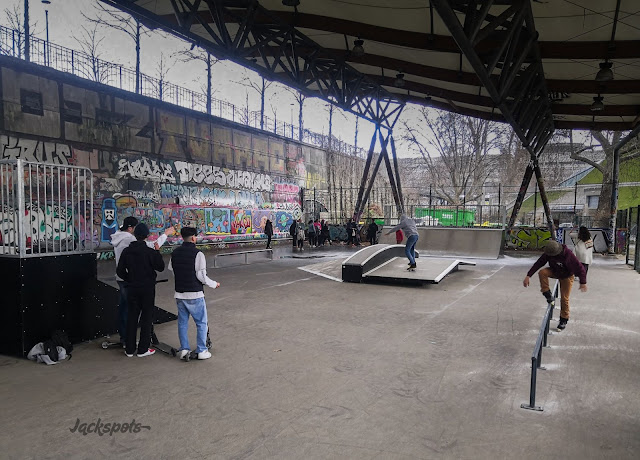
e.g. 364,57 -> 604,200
385,215 -> 419,271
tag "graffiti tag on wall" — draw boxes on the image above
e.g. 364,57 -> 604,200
507,228 -> 552,250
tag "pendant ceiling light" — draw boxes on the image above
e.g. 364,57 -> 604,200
595,61 -> 614,82
394,73 -> 405,88
590,95 -> 605,112
352,39 -> 365,57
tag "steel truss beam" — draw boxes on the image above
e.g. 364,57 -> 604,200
102,0 -> 404,130
431,0 -> 556,235
353,127 -> 404,222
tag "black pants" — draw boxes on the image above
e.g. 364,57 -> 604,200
266,234 -> 272,248
126,286 -> 155,355
292,235 -> 297,247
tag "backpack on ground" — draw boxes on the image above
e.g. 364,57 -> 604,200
52,330 -> 73,356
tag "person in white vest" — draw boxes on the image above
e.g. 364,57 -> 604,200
573,226 -> 594,273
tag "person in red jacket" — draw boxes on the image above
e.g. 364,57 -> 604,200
523,240 -> 587,330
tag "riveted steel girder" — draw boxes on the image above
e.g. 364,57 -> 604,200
431,0 -> 556,234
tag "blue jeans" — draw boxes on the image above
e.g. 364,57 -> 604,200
405,234 -> 418,264
177,297 -> 209,353
117,280 -> 128,344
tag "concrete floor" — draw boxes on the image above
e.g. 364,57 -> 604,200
1,244 -> 639,459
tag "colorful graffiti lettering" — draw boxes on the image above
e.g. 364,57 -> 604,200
231,210 -> 252,235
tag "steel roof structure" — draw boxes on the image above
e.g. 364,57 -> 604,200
102,0 -> 640,235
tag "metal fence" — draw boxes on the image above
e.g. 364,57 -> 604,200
0,159 -> 93,257
625,206 -> 639,272
521,280 -> 559,412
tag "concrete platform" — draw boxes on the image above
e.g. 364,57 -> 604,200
1,248 -> 639,459
364,256 -> 475,284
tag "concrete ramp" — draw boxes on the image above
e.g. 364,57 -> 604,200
379,227 -> 503,259
342,244 -> 417,283
364,257 -> 475,284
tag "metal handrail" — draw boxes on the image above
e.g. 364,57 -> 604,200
521,279 -> 559,411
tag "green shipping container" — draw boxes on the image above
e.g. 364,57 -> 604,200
414,208 -> 476,226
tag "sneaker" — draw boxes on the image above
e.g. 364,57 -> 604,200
407,263 -> 416,270
542,290 -> 554,304
124,351 -> 134,357
137,349 -> 156,357
557,318 -> 568,330
197,350 -> 212,360
178,349 -> 190,360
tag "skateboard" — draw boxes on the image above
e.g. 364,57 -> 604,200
151,328 -> 177,357
101,340 -> 123,350
181,328 -> 212,362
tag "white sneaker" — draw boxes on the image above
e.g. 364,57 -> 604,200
178,349 -> 190,360
137,349 -> 156,357
124,351 -> 134,357
197,350 -> 212,360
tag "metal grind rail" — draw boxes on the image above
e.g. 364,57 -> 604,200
521,279 -> 559,412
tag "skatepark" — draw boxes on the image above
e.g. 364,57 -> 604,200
2,0 -> 640,458
2,242 -> 639,459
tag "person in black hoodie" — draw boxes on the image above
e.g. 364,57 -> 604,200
264,219 -> 274,249
289,220 -> 297,249
116,223 -> 165,357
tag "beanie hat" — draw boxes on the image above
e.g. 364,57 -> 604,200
134,223 -> 150,239
543,240 -> 563,257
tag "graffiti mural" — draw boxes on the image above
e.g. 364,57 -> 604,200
101,198 -> 118,242
507,227 -> 553,250
1,135 -> 73,165
1,204 -> 75,248
204,208 -> 230,235
231,210 -> 252,235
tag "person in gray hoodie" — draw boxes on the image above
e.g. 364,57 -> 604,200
110,216 -> 174,346
386,215 -> 419,270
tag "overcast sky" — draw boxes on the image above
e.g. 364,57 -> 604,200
1,0 -> 423,155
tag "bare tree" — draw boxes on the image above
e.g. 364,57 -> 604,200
2,5 -> 38,59
72,25 -> 109,84
280,86 -> 307,141
402,109 -> 502,205
566,130 -> 623,227
325,100 -> 348,151
236,70 -> 274,129
172,46 -> 220,115
83,3 -> 152,94
151,52 -> 176,101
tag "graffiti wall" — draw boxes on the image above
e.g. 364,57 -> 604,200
507,226 -> 611,252
0,63 -> 328,250
0,61 -> 395,252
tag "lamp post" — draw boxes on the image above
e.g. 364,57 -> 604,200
24,0 -> 29,61
23,0 -> 52,63
43,1 -> 50,66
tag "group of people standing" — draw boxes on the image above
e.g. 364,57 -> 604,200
288,218 -> 331,251
112,217 -> 219,360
